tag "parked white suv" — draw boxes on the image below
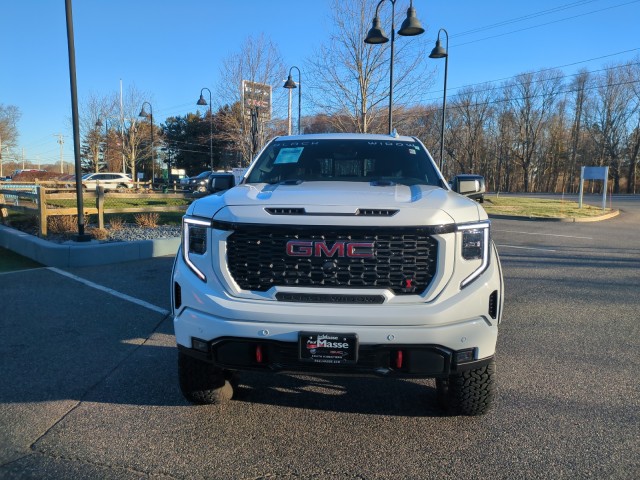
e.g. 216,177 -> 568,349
172,133 -> 504,415
82,172 -> 134,191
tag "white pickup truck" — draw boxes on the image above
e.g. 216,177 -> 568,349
171,133 -> 504,415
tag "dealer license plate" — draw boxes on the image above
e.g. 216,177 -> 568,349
299,332 -> 358,365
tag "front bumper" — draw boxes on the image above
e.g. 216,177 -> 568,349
178,337 -> 494,377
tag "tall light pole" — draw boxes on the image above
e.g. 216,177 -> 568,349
283,66 -> 302,135
196,88 -> 214,171
64,0 -> 90,240
364,0 -> 424,135
429,28 -> 449,171
138,101 -> 154,183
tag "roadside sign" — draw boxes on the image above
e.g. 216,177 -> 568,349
579,166 -> 609,210
242,80 -> 271,121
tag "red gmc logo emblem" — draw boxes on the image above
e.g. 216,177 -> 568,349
286,240 -> 375,258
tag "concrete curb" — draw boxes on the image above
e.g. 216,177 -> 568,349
0,225 -> 180,268
488,209 -> 620,223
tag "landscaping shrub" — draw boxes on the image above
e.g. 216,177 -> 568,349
134,212 -> 159,228
108,216 -> 125,231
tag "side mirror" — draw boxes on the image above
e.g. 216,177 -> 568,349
458,179 -> 482,195
450,175 -> 486,201
208,174 -> 235,193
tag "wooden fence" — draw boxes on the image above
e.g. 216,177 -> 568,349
0,184 -> 191,237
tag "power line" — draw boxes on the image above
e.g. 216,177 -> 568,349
423,49 -> 640,101
451,0 -> 640,48
450,0 -> 600,39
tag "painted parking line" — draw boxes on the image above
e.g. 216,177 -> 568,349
494,229 -> 593,240
48,267 -> 170,316
496,244 -> 557,252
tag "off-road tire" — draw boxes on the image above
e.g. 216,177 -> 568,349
437,359 -> 495,416
178,352 -> 234,405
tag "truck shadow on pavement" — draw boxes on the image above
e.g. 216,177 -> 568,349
230,372 -> 446,417
79,342 -> 446,417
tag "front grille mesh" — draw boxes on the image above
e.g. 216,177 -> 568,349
225,226 -> 438,295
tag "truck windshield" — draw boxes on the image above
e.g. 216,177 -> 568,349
246,139 -> 440,187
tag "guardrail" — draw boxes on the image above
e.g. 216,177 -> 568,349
0,184 -> 191,237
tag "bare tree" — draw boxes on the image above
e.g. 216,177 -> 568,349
503,70 -> 563,192
80,94 -> 114,172
564,70 -> 589,193
584,63 -> 636,193
106,85 -> 155,180
0,104 -> 21,172
539,98 -> 569,192
446,85 -> 496,175
624,58 -> 640,193
306,0 -> 431,134
215,34 -> 286,165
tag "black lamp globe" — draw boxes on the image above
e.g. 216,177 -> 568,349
398,5 -> 424,36
283,74 -> 297,89
429,39 -> 448,59
364,17 -> 389,44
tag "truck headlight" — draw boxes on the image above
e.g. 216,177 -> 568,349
182,217 -> 210,281
458,222 -> 490,288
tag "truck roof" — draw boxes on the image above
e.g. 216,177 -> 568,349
273,132 -> 418,142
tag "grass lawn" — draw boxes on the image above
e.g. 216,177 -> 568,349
46,196 -> 191,209
482,195 -> 613,218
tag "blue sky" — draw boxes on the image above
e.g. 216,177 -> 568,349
1,0 -> 639,168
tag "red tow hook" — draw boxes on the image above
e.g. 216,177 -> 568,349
395,350 -> 404,369
255,345 -> 264,363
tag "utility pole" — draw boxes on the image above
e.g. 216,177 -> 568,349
54,134 -> 65,173
22,148 -> 25,169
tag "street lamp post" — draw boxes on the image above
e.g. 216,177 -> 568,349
138,101 -> 154,184
283,66 -> 302,135
364,0 -> 424,135
196,88 -> 214,171
429,28 -> 449,171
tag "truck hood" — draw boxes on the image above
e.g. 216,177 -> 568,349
190,182 -> 485,226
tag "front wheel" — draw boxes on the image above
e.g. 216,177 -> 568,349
178,352 -> 234,405
436,358 -> 495,416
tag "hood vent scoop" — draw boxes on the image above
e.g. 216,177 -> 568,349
356,209 -> 399,217
266,208 -> 307,215
265,208 -> 399,217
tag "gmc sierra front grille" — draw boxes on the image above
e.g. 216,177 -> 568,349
225,225 -> 439,295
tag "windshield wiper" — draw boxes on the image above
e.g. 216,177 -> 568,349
370,178 -> 396,186
278,179 -> 304,185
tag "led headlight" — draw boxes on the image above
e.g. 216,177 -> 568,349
182,216 -> 210,281
458,222 -> 490,288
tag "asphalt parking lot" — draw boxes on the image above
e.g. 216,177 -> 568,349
1,196 -> 638,479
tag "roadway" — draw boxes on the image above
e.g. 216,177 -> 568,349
0,196 -> 638,479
